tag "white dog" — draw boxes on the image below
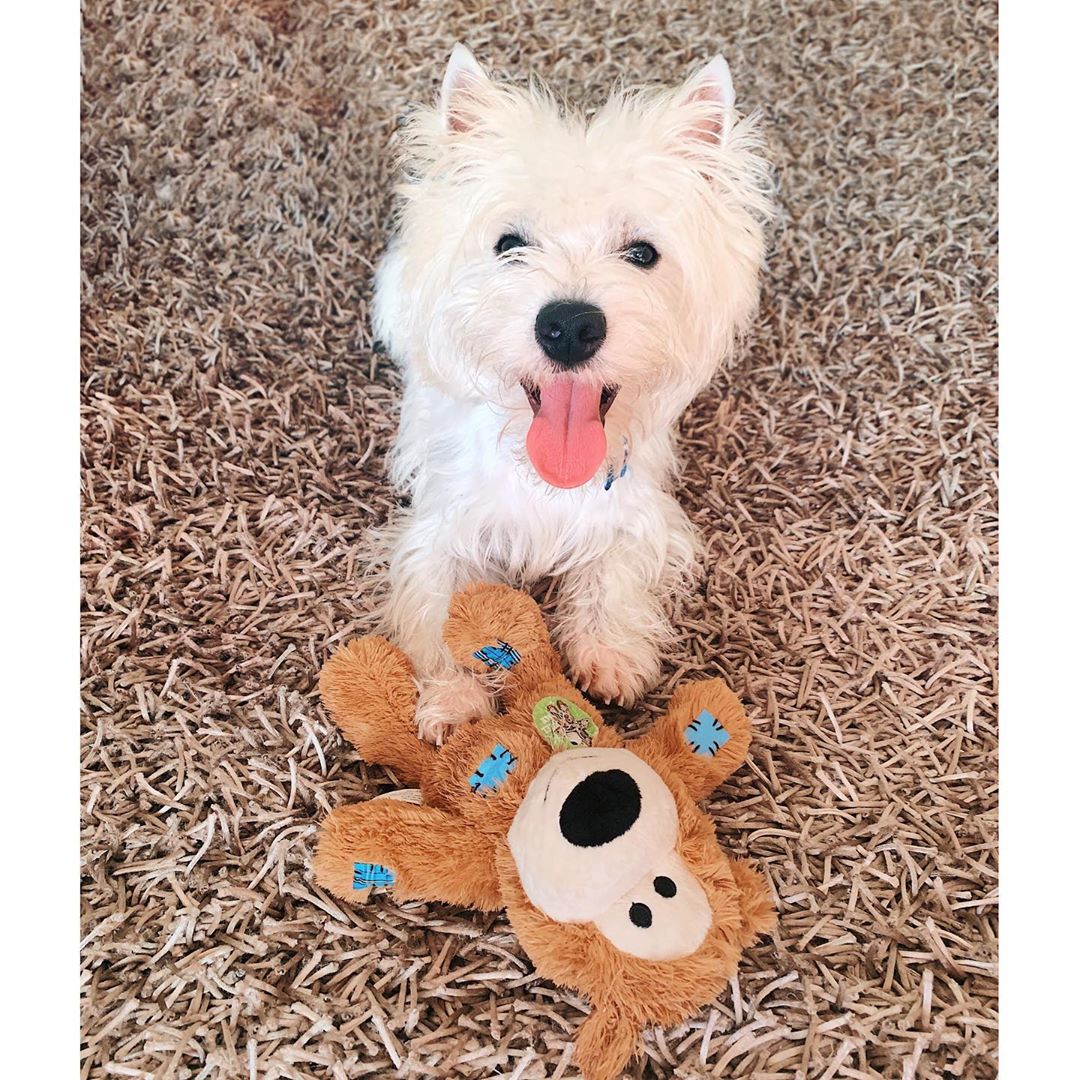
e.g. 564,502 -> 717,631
371,45 -> 771,740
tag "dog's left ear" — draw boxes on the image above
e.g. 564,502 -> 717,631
440,43 -> 493,134
674,53 -> 736,149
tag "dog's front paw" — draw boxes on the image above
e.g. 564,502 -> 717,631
564,637 -> 661,707
414,670 -> 494,745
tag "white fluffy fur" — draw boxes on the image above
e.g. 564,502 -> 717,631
371,46 -> 771,740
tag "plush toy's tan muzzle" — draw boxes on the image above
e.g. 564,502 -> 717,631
507,746 -> 713,959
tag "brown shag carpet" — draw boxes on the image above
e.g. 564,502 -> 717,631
81,2 -> 998,1077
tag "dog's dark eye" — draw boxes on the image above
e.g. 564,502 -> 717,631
495,233 -> 529,256
622,241 -> 659,269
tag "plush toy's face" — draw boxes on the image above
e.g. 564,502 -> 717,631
507,747 -> 713,961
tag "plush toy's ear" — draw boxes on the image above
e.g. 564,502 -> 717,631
440,43 -> 495,134
443,583 -> 562,682
575,1000 -> 641,1080
633,677 -> 751,801
729,857 -> 777,946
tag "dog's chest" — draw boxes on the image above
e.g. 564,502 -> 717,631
399,387 -> 658,574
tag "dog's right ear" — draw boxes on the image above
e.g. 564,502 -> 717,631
440,43 -> 493,134
673,53 -> 737,150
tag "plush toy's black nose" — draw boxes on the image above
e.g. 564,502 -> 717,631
559,769 -> 641,847
534,300 -> 607,368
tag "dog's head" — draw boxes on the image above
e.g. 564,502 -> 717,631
375,45 -> 772,489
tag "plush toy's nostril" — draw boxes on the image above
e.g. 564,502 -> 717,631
654,875 -> 677,898
559,768 -> 641,847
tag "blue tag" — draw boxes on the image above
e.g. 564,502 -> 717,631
469,743 -> 517,795
684,709 -> 730,757
353,862 -> 395,889
604,437 -> 630,491
473,640 -> 521,669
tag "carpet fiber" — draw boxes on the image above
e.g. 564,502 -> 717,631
81,2 -> 998,1077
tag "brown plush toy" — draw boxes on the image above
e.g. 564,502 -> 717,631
314,584 -> 774,1080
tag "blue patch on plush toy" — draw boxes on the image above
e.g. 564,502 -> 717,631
473,641 -> 521,670
685,709 -> 730,757
469,743 -> 517,795
353,862 -> 395,889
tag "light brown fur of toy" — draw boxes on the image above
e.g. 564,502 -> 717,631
315,583 -> 775,1080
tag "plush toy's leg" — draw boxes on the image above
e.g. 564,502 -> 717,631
319,637 -> 436,785
313,799 -> 501,912
443,583 -> 564,699
633,678 -> 752,801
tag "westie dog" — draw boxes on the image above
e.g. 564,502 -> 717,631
372,45 -> 771,740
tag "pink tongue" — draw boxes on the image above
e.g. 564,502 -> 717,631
526,379 -> 607,489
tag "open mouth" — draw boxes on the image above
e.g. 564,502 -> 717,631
522,381 -> 619,421
521,380 -> 620,489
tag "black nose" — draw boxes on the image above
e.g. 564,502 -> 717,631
534,300 -> 607,368
559,769 -> 641,847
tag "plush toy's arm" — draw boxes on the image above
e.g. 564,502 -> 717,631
633,678 -> 752,801
443,584 -> 564,703
313,799 -> 502,912
319,636 -> 436,786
